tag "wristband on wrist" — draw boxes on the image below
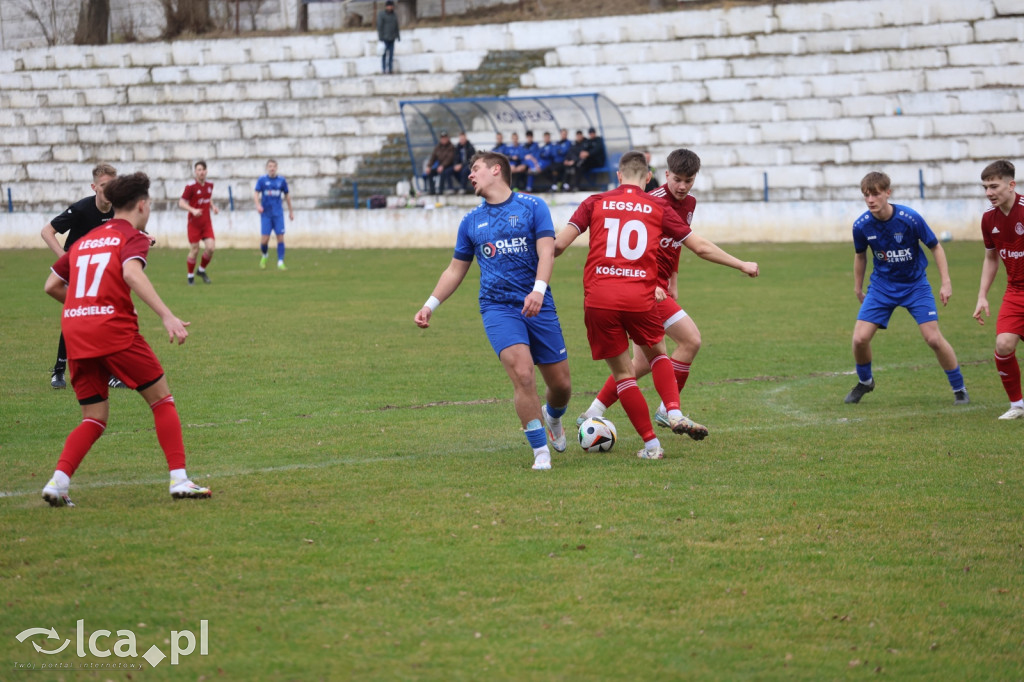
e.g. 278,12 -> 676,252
532,280 -> 547,295
424,295 -> 441,311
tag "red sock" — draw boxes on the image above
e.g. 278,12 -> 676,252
596,374 -> 618,408
994,351 -> 1023,402
200,253 -> 212,269
56,418 -> 106,477
151,396 -> 186,471
650,355 -> 680,412
187,258 -> 196,275
616,378 -> 655,442
672,359 -> 691,392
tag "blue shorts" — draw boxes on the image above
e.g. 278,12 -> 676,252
261,211 -> 285,236
858,280 -> 938,328
480,302 -> 568,365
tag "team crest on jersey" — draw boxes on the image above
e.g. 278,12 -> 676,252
1016,222 -> 1024,236
509,215 -> 519,228
687,211 -> 693,224
893,232 -> 904,244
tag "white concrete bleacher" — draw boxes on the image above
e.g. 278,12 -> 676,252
508,0 -> 1023,201
0,30 -> 484,212
0,0 -> 1021,217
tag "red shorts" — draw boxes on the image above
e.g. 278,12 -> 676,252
997,288 -> 1024,337
584,306 -> 665,360
187,222 -> 215,243
656,297 -> 689,329
69,334 -> 165,403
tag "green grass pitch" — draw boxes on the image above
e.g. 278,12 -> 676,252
1,241 -> 1021,680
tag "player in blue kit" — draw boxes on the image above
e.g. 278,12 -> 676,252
253,159 -> 293,270
845,171 -> 968,405
414,151 -> 572,471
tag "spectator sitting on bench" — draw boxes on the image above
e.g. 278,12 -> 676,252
578,127 -> 607,183
506,132 -> 528,191
522,130 -> 543,192
562,130 -> 586,191
453,131 -> 476,194
425,130 -> 456,196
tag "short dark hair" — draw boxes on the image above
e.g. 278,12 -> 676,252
860,171 -> 891,195
469,151 -> 511,186
194,160 -> 207,170
666,149 -> 701,177
105,172 -> 150,211
981,160 -> 1016,182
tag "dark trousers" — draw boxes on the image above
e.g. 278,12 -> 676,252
381,41 -> 395,73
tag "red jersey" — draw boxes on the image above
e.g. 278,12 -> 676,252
569,185 -> 691,311
981,193 -> 1024,290
648,185 -> 696,287
51,219 -> 151,359
181,181 -> 214,230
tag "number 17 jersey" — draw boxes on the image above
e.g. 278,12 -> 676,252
51,219 -> 151,359
569,185 -> 691,311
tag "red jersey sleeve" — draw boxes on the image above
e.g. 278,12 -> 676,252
121,228 -> 151,267
568,198 -> 595,234
181,183 -> 195,203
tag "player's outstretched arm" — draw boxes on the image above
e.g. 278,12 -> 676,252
415,258 -> 472,328
122,259 -> 190,344
683,233 -> 758,277
553,226 -> 579,257
974,250 -> 1000,325
929,242 -> 953,305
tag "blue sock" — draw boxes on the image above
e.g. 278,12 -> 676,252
277,242 -> 285,262
944,366 -> 965,392
856,363 -> 872,384
260,243 -> 268,256
545,404 -> 567,419
524,419 -> 547,449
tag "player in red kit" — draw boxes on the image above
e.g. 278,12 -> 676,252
554,151 -> 704,459
576,149 -> 759,430
179,160 -> 219,285
41,172 -> 211,507
973,159 -> 1024,420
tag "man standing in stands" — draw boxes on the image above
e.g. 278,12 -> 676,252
578,127 -> 607,182
179,160 -> 219,286
41,163 -> 128,391
377,0 -> 399,74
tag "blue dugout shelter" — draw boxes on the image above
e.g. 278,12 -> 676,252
398,94 -> 632,191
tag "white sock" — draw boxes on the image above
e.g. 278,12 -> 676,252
532,446 -> 551,469
657,401 -> 667,414
644,438 -> 661,451
197,267 -> 205,274
667,408 -> 683,421
1012,400 -> 1024,409
52,470 -> 70,488
170,468 -> 187,482
586,399 -> 606,418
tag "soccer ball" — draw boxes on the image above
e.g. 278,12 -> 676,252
578,416 -> 617,453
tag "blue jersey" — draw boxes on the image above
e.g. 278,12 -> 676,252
454,193 -> 556,309
255,175 -> 289,214
853,203 -> 938,292
553,139 -> 572,163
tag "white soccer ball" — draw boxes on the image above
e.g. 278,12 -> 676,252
578,416 -> 617,453
940,231 -> 953,242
